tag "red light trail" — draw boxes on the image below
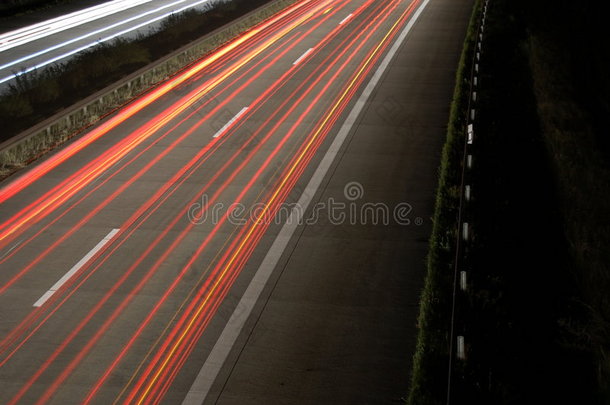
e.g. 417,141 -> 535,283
0,0 -> 425,403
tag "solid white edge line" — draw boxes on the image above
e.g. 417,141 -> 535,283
212,107 -> 249,138
33,228 -> 119,307
339,13 -> 353,25
292,47 -> 313,65
181,0 -> 431,403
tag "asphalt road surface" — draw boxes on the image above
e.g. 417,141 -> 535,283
0,0 -> 473,403
0,0 -> 220,85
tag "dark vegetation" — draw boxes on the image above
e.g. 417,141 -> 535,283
456,0 -> 600,402
0,0 -> 273,142
0,0 -> 116,20
0,0 -> 81,17
406,1 -> 481,403
409,0 -> 609,403
526,0 -> 610,398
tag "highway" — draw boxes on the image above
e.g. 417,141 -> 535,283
0,0 -> 473,403
0,0 -> 218,85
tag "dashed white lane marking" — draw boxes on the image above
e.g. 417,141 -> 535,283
292,48 -> 313,65
212,107 -> 249,138
339,13 -> 353,25
33,228 -> 119,307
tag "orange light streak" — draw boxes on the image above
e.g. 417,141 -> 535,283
127,0 -> 418,402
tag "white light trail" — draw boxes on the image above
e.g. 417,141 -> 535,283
0,0 -> 154,51
0,0 -> 214,85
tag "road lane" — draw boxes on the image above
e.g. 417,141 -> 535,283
0,0 -> 473,403
197,0 -> 475,403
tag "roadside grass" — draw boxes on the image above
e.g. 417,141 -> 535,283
406,1 -> 481,404
407,0 -> 609,403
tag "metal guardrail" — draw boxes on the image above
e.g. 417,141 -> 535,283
446,0 -> 490,403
